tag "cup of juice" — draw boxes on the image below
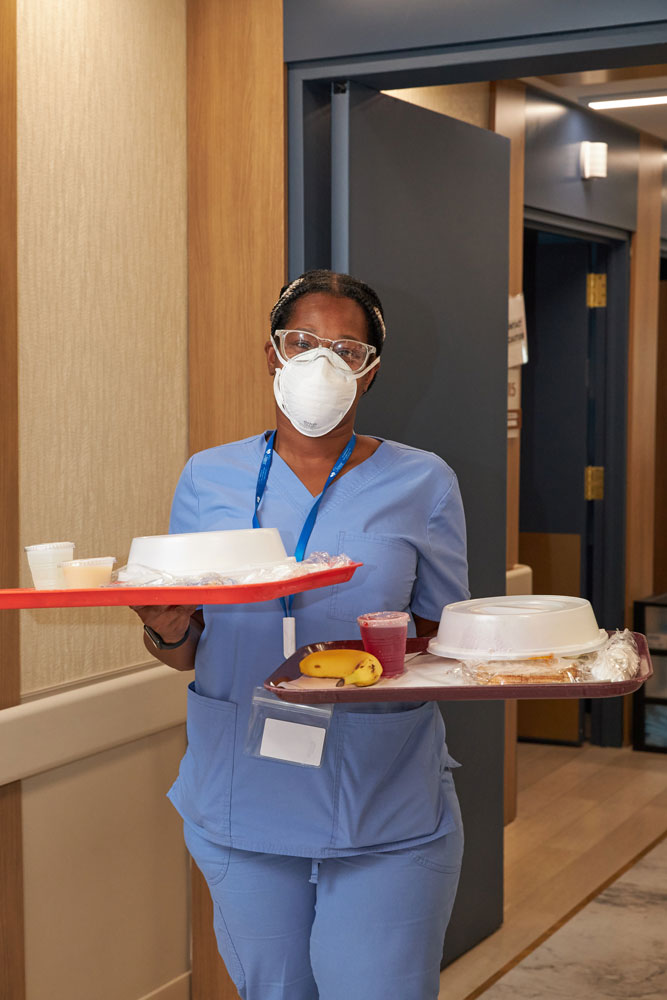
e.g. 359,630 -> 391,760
357,611 -> 409,679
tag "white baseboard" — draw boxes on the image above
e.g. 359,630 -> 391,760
137,972 -> 191,1000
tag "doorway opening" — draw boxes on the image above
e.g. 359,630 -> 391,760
519,225 -> 629,745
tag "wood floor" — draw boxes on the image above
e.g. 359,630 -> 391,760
439,742 -> 667,1000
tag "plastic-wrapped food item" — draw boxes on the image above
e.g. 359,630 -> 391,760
462,630 -> 640,685
576,629 -> 639,682
111,552 -> 353,588
299,552 -> 355,571
400,655 -> 477,687
111,564 -> 233,587
471,657 -> 583,685
223,552 -> 353,585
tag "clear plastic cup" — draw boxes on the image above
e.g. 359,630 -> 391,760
24,542 -> 75,589
357,611 -> 409,679
60,557 -> 116,588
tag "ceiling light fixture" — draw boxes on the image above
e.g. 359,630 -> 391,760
588,95 -> 667,110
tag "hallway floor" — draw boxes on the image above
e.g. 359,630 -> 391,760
438,742 -> 667,1000
478,835 -> 667,999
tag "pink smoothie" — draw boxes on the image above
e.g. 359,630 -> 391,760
357,612 -> 409,679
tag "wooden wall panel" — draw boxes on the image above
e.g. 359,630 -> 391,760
187,2 -> 285,996
0,783 -> 25,999
17,0 -> 188,694
188,0 -> 285,455
626,134 -> 663,622
0,0 -> 19,704
519,532 -> 582,598
654,282 -> 667,595
22,728 -> 189,1000
0,0 -> 25,995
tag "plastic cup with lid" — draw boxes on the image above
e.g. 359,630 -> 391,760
357,611 -> 410,678
60,557 -> 116,588
24,542 -> 75,589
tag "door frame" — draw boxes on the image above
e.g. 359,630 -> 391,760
287,24 -> 667,276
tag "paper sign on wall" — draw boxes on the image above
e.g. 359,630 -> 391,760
507,365 -> 521,439
508,293 -> 528,367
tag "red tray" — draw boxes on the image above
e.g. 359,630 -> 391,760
265,632 -> 652,703
0,563 -> 362,609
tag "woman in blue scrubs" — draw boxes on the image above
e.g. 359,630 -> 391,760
132,270 -> 469,1000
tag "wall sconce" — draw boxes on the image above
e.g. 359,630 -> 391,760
580,141 -> 608,179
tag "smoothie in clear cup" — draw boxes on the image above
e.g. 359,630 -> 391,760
357,611 -> 409,678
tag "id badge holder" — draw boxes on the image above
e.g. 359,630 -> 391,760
244,687 -> 333,768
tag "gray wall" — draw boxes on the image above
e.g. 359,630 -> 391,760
524,87 -> 639,232
285,0 -> 667,63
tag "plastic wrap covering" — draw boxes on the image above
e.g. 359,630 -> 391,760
111,552 -> 353,588
462,629 -> 640,685
575,629 -> 640,682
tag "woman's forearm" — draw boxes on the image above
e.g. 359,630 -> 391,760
143,613 -> 203,670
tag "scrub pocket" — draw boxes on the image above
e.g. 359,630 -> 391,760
172,683 -> 237,839
407,772 -> 464,873
183,822 -> 232,887
244,687 -> 333,768
329,531 -> 417,622
332,701 -> 446,849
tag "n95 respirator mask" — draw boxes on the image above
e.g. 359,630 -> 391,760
273,348 -> 378,438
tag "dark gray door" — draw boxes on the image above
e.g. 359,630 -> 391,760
325,82 -> 510,965
333,83 -> 509,601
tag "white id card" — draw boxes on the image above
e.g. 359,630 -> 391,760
244,687 -> 333,768
260,718 -> 326,766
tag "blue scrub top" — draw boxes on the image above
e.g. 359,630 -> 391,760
167,433 -> 469,858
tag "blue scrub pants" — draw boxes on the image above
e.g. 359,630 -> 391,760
184,774 -> 464,1000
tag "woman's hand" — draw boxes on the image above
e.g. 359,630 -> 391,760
130,604 -> 198,644
130,605 -> 203,671
413,614 -> 439,639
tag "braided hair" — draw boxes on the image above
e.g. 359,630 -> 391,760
270,270 -> 386,356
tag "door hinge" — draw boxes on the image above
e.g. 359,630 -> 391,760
587,273 -> 607,308
585,465 -> 605,500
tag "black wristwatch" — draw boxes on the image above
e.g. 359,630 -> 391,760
144,624 -> 191,650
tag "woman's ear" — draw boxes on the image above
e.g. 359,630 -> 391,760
362,359 -> 380,393
265,339 -> 279,376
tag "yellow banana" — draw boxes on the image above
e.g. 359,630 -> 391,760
340,661 -> 383,687
299,649 -> 383,687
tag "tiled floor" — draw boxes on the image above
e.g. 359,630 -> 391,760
479,835 -> 667,999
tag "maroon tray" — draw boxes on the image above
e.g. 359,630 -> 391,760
0,563 -> 362,609
265,632 -> 653,703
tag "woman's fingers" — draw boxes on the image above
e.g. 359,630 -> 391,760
129,604 -> 198,640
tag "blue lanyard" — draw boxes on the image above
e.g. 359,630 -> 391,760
252,430 -> 356,616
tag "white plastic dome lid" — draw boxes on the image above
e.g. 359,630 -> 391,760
126,528 -> 288,576
428,595 -> 608,660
